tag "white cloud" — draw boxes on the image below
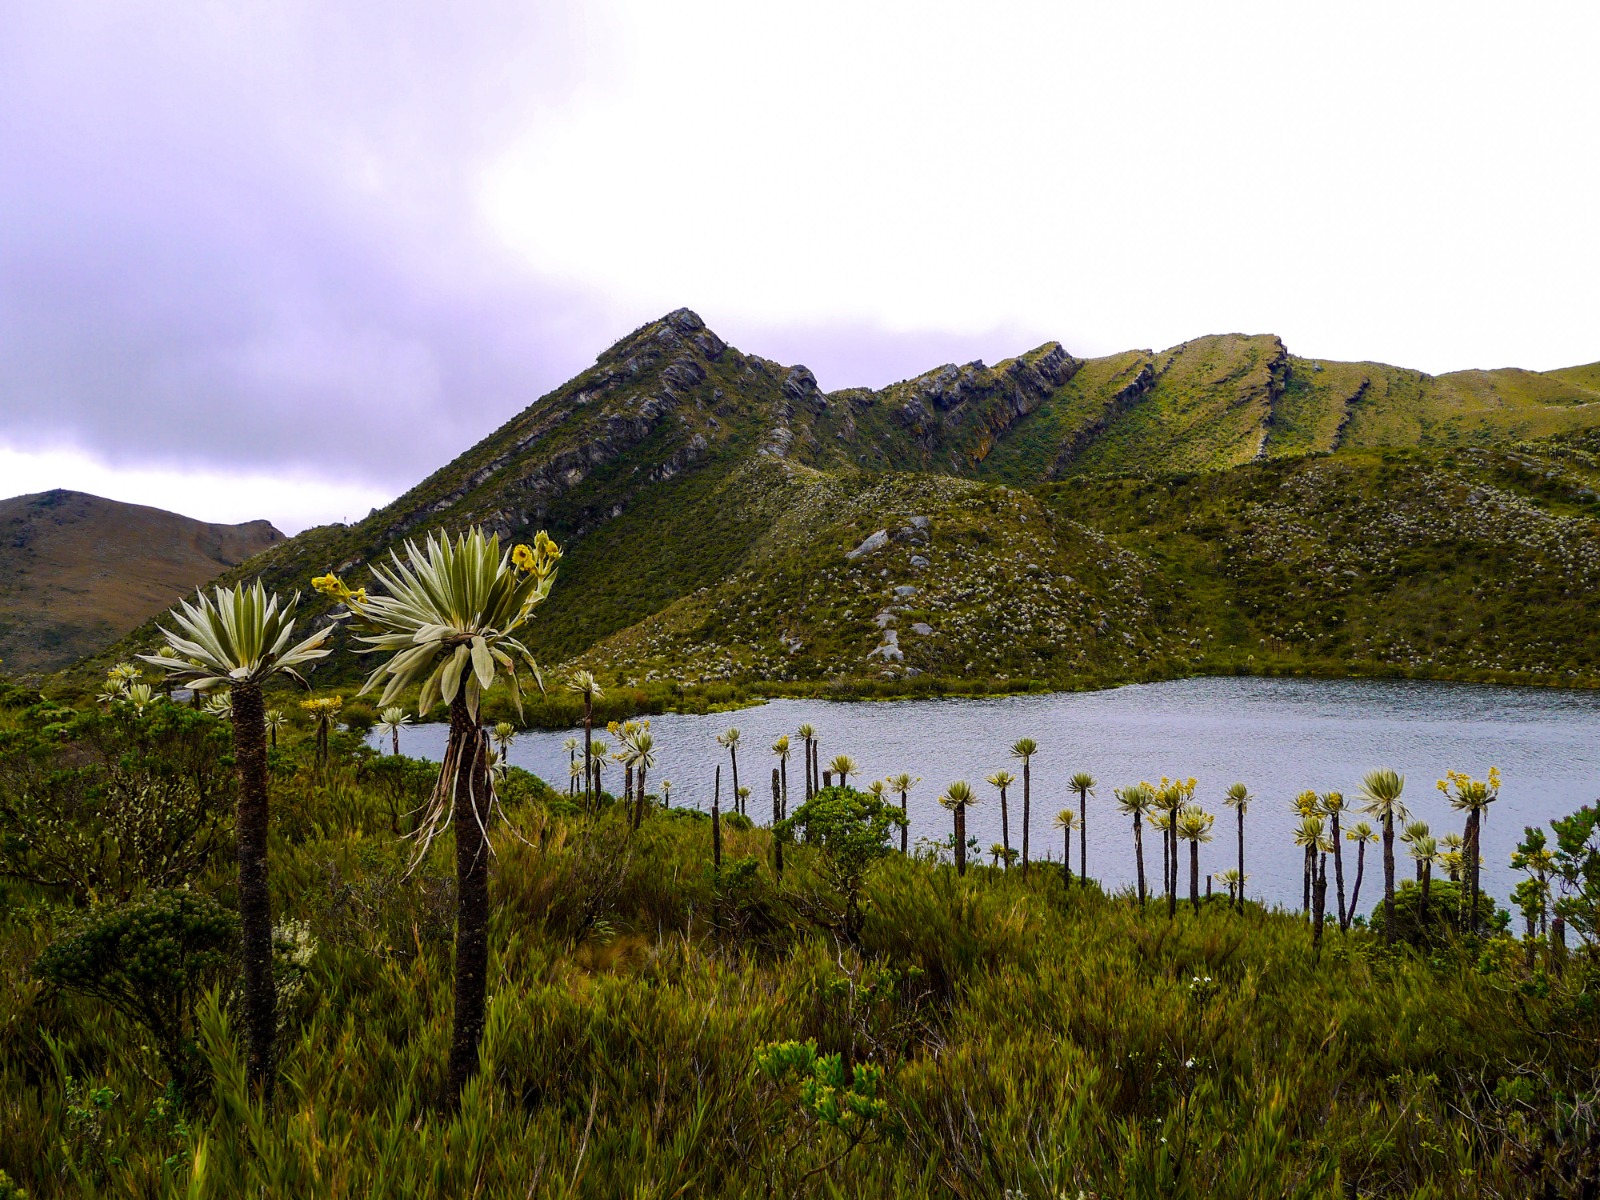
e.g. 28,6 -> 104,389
3,0 -> 1598,518
481,0 -> 1600,374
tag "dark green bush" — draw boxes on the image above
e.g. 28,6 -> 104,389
0,701 -> 234,901
1368,879 -> 1506,946
32,890 -> 238,1096
780,785 -> 904,939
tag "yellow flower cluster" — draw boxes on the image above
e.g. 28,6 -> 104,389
300,696 -> 344,715
1437,766 -> 1501,800
311,573 -> 367,605
511,530 -> 563,578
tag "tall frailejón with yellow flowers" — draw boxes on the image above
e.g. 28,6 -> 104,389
139,582 -> 335,1102
314,527 -> 561,1109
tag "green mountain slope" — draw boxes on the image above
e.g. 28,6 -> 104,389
571,434 -> 1600,691
61,310 -> 1600,696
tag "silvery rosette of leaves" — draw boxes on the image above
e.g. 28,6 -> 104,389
312,528 -> 562,860
139,582 -> 334,689
313,527 -> 562,723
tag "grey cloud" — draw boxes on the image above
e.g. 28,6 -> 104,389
0,2 -> 617,488
0,4 -> 1073,494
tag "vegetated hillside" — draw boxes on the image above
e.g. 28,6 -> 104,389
0,490 -> 283,674
65,310 -> 1600,693
572,434 -> 1600,690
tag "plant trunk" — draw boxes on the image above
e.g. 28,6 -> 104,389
805,740 -> 815,800
1466,809 -> 1481,934
1420,858 -> 1432,930
1349,843 -> 1366,923
1331,813 -> 1347,931
823,771 -> 832,789
729,747 -> 740,816
445,694 -> 492,1111
771,768 -> 783,880
391,728 -> 400,757
712,764 -> 722,870
1189,840 -> 1200,914
1312,853 -> 1327,957
1021,763 -> 1030,875
1164,825 -> 1177,908
230,682 -> 277,1103
1062,826 -> 1071,889
999,786 -> 1010,869
1133,815 -> 1146,908
954,807 -> 967,876
1166,823 -> 1177,920
1303,844 -> 1313,914
899,789 -> 908,854
1236,806 -> 1245,913
1078,788 -> 1088,888
1171,816 -> 1181,900
632,765 -> 647,831
1382,816 -> 1396,947
624,765 -> 635,824
1551,915 -> 1567,976
583,695 -> 593,810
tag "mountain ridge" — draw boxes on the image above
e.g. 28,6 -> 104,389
43,310 -> 1600,695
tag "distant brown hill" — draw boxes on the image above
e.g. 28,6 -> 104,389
0,490 -> 283,675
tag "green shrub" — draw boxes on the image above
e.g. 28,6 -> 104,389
780,785 -> 904,939
32,890 -> 238,1096
0,702 -> 234,901
1368,879 -> 1505,946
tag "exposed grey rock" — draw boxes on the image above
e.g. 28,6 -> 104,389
868,629 -> 904,661
846,529 -> 890,560
893,585 -> 920,598
911,622 -> 934,636
909,515 -> 931,529
783,366 -> 819,402
761,426 -> 794,457
910,555 -> 929,569
874,611 -> 897,627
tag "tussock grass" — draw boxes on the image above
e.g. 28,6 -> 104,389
3,730 -> 1597,1197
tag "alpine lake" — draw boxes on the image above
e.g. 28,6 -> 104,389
376,676 -> 1600,912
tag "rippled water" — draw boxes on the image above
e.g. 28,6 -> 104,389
376,677 -> 1600,911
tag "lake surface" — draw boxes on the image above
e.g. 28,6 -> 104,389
375,677 -> 1600,912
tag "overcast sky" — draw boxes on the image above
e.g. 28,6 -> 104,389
3,1 -> 1597,533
